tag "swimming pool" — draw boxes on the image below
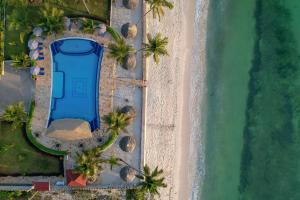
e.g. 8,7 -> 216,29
48,38 -> 103,131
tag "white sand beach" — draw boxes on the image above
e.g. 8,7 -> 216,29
144,0 -> 209,199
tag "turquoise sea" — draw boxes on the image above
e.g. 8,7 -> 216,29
200,0 -> 300,199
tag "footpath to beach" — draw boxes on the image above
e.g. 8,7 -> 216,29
144,0 -> 209,199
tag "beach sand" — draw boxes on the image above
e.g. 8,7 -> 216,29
144,0 -> 209,199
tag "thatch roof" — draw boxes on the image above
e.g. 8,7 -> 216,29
121,23 -> 137,39
121,105 -> 136,118
122,54 -> 137,70
119,136 -> 136,152
123,0 -> 138,9
120,166 -> 136,182
47,119 -> 92,141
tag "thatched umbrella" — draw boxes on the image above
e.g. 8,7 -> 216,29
121,23 -> 137,39
119,136 -> 136,152
121,105 -> 136,118
29,49 -> 39,60
96,24 -> 107,36
28,39 -> 39,50
123,0 -> 138,9
122,54 -> 136,70
33,27 -> 43,37
120,166 -> 136,182
30,66 -> 40,75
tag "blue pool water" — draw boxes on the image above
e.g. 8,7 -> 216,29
48,38 -> 103,131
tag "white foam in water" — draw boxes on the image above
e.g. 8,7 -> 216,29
188,0 -> 209,199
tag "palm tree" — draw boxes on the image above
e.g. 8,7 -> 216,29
11,53 -> 32,69
0,102 -> 27,130
105,155 -> 122,170
143,33 -> 169,64
139,0 -> 174,23
40,4 -> 64,35
81,18 -> 98,34
102,109 -> 133,135
136,165 -> 167,198
74,149 -> 104,182
126,189 -> 145,200
108,38 -> 135,65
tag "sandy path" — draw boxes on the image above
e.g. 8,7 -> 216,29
144,0 -> 209,199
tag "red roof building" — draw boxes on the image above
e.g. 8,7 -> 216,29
66,169 -> 87,187
32,181 -> 50,191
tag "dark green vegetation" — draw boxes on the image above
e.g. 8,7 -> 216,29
26,101 -> 67,156
4,0 -> 110,59
0,121 -> 61,175
239,0 -> 300,199
0,191 -> 32,200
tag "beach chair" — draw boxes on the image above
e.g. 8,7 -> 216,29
37,55 -> 45,61
37,71 -> 45,76
40,67 -> 45,72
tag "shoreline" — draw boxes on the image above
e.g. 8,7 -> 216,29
144,0 -> 210,199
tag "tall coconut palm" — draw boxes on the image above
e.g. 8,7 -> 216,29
108,38 -> 135,65
136,165 -> 167,198
144,0 -> 174,22
40,4 -> 64,35
0,102 -> 27,130
11,53 -> 32,69
81,18 -> 98,34
102,109 -> 132,135
143,33 -> 169,64
74,149 -> 104,182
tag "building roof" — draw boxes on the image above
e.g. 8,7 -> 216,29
66,170 -> 87,187
47,119 -> 93,141
32,181 -> 50,191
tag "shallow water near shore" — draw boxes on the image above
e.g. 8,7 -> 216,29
200,0 -> 300,199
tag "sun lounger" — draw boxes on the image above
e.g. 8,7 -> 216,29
37,56 -> 44,61
37,71 -> 45,76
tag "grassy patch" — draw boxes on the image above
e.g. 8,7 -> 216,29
0,121 -> 62,175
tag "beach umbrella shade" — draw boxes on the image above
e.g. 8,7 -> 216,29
29,50 -> 39,60
28,39 -> 39,50
119,136 -> 136,152
122,54 -> 137,70
121,23 -> 137,39
120,166 -> 136,182
123,0 -> 138,9
96,24 -> 106,36
33,27 -> 43,37
30,66 -> 40,75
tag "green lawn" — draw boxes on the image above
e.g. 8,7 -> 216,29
0,122 -> 62,175
4,0 -> 110,59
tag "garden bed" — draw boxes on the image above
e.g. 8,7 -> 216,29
4,0 -> 111,59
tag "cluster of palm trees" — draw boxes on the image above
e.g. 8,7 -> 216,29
74,147 -> 166,199
108,0 -> 173,66
0,102 -> 27,130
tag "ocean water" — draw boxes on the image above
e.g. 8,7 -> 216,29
199,0 -> 300,200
